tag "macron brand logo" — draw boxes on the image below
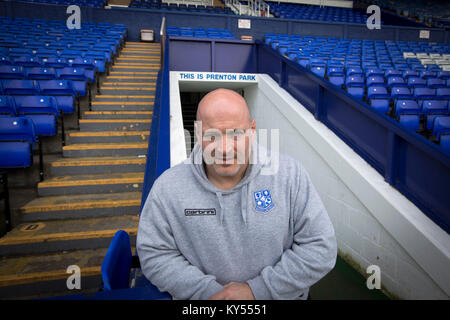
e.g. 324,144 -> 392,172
185,208 -> 216,216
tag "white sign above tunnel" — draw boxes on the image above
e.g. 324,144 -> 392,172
178,72 -> 258,82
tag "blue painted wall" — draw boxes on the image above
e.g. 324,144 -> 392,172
1,1 -> 449,44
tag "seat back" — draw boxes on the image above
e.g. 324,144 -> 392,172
101,230 -> 132,291
0,116 -> 37,144
14,95 -> 59,116
2,79 -> 40,95
0,96 -> 16,116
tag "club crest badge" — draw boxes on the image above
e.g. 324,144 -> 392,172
253,189 -> 274,213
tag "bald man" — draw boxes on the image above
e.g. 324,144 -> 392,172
137,88 -> 337,300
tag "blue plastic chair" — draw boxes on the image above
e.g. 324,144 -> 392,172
0,116 -> 37,168
101,230 -> 171,300
432,116 -> 450,151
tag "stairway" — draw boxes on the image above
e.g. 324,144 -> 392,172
0,42 -> 160,299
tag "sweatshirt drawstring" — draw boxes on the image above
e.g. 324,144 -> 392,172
241,184 -> 248,226
216,192 -> 225,225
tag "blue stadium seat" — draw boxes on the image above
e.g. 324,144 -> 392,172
0,65 -> 25,79
432,116 -> 450,151
25,67 -> 57,80
391,86 -> 413,99
403,70 -> 420,79
395,100 -> 421,131
56,67 -> 88,96
421,100 -> 449,131
436,88 -> 450,100
420,71 -> 437,79
368,86 -> 390,113
327,67 -> 345,87
0,116 -> 37,168
13,56 -> 41,68
13,96 -> 59,136
437,71 -> 450,80
427,78 -> 446,88
38,80 -> 76,114
387,76 -> 406,88
407,77 -> 427,88
366,76 -> 385,86
0,96 -> 16,116
44,57 -> 69,69
345,75 -> 365,99
346,67 -> 363,77
2,79 -> 40,95
413,87 -> 436,100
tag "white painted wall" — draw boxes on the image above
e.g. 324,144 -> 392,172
169,71 -> 450,299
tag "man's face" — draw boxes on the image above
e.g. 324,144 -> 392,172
198,118 -> 255,177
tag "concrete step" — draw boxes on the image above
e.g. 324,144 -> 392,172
83,111 -> 153,119
0,248 -> 108,299
67,130 -> 149,144
93,94 -> 155,103
20,191 -> 142,221
50,155 -> 146,175
0,215 -> 138,256
79,118 -> 151,131
37,172 -> 144,196
91,102 -> 153,111
62,142 -> 147,157
105,75 -> 158,82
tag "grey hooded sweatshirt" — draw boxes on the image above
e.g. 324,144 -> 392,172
137,142 -> 337,300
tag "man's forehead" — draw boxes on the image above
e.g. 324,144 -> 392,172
197,89 -> 250,121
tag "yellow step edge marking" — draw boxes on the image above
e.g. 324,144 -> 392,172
84,111 -> 153,115
91,101 -> 151,105
0,228 -> 137,246
0,266 -> 102,287
117,58 -> 160,61
110,71 -> 157,74
115,63 -> 160,66
79,119 -> 151,123
69,131 -> 149,137
63,143 -> 148,151
112,66 -> 159,69
106,76 -> 157,79
102,82 -> 156,86
51,158 -> 146,168
117,55 -> 159,58
121,50 -> 160,52
100,87 -> 156,90
22,198 -> 142,213
95,95 -> 155,98
38,176 -> 144,188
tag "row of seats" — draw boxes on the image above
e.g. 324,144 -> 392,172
130,1 -> 235,14
265,33 -> 450,151
0,16 -> 126,175
10,0 -> 106,8
0,95 -> 60,137
167,27 -> 235,39
267,2 -> 369,24
265,34 -> 450,73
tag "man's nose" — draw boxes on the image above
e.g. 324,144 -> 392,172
216,135 -> 234,155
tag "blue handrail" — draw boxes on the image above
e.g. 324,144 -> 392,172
140,36 -> 171,212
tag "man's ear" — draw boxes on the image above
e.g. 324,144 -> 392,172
250,119 -> 256,144
194,120 -> 202,144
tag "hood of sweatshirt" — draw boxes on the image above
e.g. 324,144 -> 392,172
188,141 -> 270,226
